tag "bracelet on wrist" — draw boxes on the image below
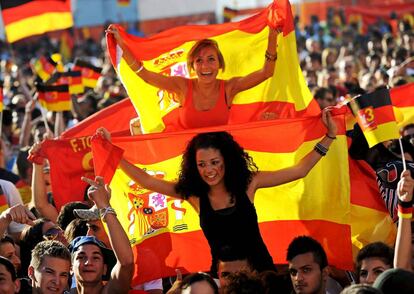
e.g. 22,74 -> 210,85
326,133 -> 336,140
135,63 -> 144,74
99,206 -> 117,222
128,59 -> 138,69
314,142 -> 328,156
397,198 -> 413,208
397,205 -> 413,219
265,51 -> 277,62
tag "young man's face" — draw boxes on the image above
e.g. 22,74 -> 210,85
288,252 -> 327,294
29,256 -> 70,294
0,264 -> 20,294
0,242 -> 21,272
72,244 -> 107,285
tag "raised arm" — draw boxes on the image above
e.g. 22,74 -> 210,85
106,25 -> 187,102
29,142 -> 59,222
394,170 -> 413,271
250,108 -> 337,193
82,176 -> 134,294
226,27 -> 281,101
97,128 -> 181,198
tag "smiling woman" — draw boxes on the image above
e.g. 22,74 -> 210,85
97,116 -> 338,276
106,24 -> 281,129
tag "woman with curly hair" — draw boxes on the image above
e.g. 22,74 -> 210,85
97,110 -> 337,275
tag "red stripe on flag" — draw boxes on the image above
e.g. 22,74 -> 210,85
107,0 -> 294,62
131,219 -> 352,284
109,114 -> 346,166
390,82 -> 414,108
348,157 -> 387,212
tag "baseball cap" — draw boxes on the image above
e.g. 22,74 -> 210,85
69,236 -> 115,265
73,205 -> 100,221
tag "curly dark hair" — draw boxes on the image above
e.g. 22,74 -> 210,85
175,132 -> 258,201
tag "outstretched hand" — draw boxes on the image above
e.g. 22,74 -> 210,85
106,24 -> 123,46
322,107 -> 337,138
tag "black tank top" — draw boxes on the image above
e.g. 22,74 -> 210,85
199,192 -> 275,275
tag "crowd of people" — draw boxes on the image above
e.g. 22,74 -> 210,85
0,3 -> 413,294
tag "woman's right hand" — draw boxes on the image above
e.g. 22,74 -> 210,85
97,127 -> 112,142
28,142 -> 46,165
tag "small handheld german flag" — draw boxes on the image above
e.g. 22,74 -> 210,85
350,88 -> 399,148
36,83 -> 71,112
33,55 -> 62,82
73,59 -> 102,89
55,71 -> 84,94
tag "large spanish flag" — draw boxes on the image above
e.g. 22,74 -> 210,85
349,88 -> 399,148
107,0 -> 320,133
91,114 -> 395,284
0,0 -> 73,43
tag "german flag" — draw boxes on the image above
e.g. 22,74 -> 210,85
0,0 -> 73,43
350,88 -> 399,148
36,83 -> 71,112
0,80 -> 3,112
73,59 -> 102,89
33,55 -> 59,82
55,71 -> 84,94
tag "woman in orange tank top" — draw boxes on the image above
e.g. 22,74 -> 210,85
106,24 -> 281,129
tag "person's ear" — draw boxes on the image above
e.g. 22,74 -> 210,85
14,278 -> 21,293
322,266 -> 329,282
103,264 -> 108,276
28,266 -> 35,284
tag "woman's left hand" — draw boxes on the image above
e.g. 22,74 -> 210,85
322,107 -> 337,138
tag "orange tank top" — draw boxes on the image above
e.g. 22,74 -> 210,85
179,79 -> 230,129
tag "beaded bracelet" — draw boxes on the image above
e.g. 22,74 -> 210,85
265,51 -> 277,62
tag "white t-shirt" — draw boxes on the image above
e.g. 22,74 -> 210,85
0,179 -> 26,233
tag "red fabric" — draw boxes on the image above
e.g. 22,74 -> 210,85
179,79 -> 230,129
344,4 -> 414,33
41,98 -> 136,210
61,98 -> 136,139
106,0 -> 294,64
390,82 -> 414,108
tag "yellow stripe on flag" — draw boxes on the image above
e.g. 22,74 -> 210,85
39,100 -> 72,112
5,12 -> 73,43
364,121 -> 400,148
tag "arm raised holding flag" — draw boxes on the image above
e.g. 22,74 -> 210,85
106,18 -> 281,129
95,107 -> 337,276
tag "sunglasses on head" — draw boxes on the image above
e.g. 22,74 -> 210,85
43,227 -> 63,241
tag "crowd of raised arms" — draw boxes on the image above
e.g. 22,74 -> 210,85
0,5 -> 413,294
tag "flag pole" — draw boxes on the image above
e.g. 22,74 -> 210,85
399,137 -> 407,171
